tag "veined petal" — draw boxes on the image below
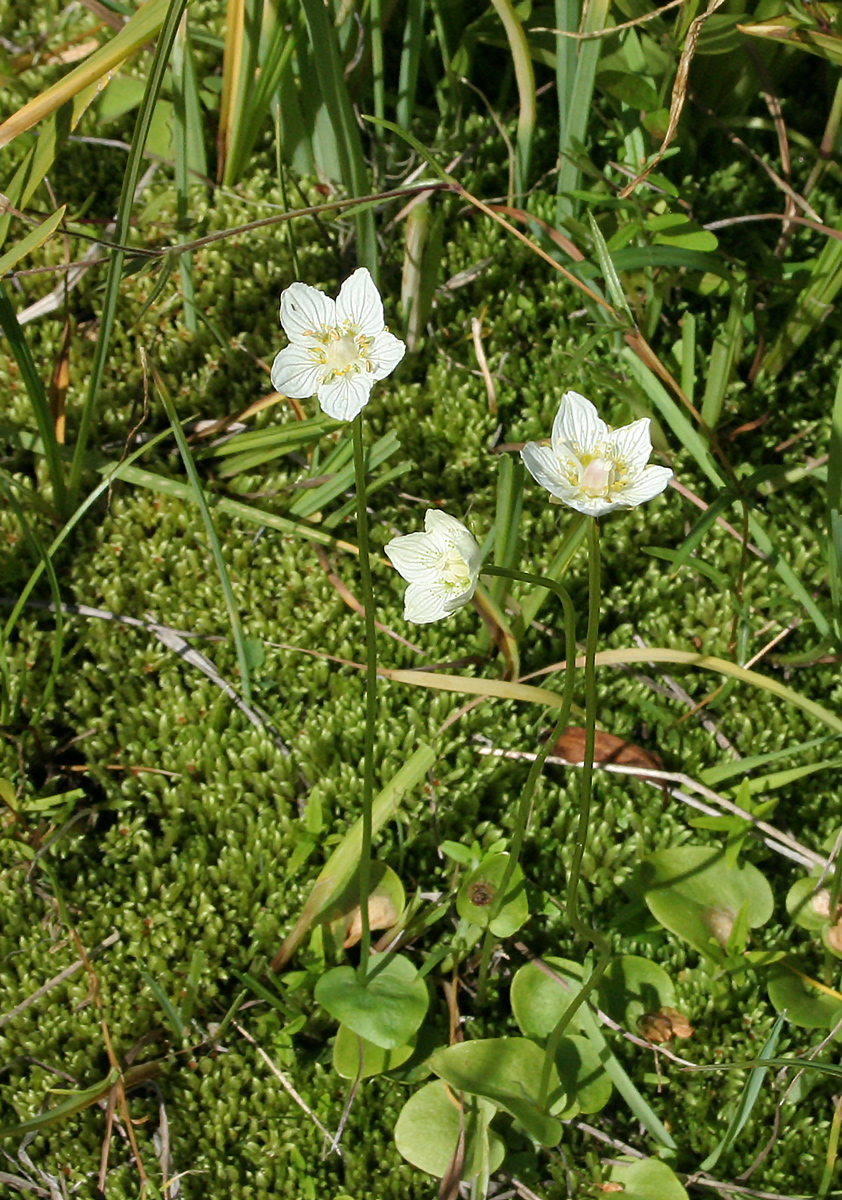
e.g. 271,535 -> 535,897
271,345 -> 323,398
279,282 -> 335,340
385,532 -> 443,583
609,417 -> 653,471
316,373 -> 374,422
368,329 -> 406,380
616,464 -> 673,507
521,442 -> 571,500
336,267 -> 384,334
404,581 -> 454,624
552,391 -> 608,455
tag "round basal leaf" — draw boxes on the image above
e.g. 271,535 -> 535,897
429,1037 -> 563,1146
554,1034 -> 613,1116
767,964 -> 842,1029
314,953 -> 428,1049
597,954 -> 676,1029
456,853 -> 529,936
646,212 -> 719,253
604,1156 -> 689,1200
786,875 -> 832,932
394,1081 -> 505,1180
326,861 -> 406,949
332,1022 -> 415,1080
640,847 -> 773,962
510,957 -> 587,1040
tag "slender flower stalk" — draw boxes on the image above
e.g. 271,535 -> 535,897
537,517 -> 611,1108
353,415 -> 378,980
475,564 -> 578,1005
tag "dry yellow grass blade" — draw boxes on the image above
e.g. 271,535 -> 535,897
0,0 -> 173,150
216,0 -> 246,182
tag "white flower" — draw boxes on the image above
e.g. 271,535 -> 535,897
521,391 -> 673,517
270,267 -> 406,422
385,510 -> 482,624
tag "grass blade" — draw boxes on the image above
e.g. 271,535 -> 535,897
700,283 -> 745,429
0,0 -> 176,149
0,204 -> 66,277
556,0 -> 611,222
396,0 -> 426,130
68,0 -> 190,505
699,1011 -> 785,1170
299,0 -> 378,278
171,12 -> 207,330
489,0 -> 535,194
828,362 -> 842,647
0,282 -> 67,515
154,369 -> 254,705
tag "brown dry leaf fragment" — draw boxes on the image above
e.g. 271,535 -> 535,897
342,894 -> 401,949
639,1006 -> 694,1043
550,726 -> 663,774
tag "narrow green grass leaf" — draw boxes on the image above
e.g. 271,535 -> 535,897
588,212 -> 634,321
171,12 -> 207,330
396,0 -> 426,130
298,0 -> 377,277
699,1012 -> 785,1171
700,284 -> 745,430
156,374 -> 254,704
700,736 -> 838,786
68,0 -> 190,505
180,948 -> 205,1028
0,283 -> 67,515
680,311 -> 697,406
519,513 -> 586,630
489,0 -> 535,193
828,363 -> 842,646
0,0 -> 175,149
0,1069 -> 121,1139
141,970 -> 188,1041
271,743 -> 436,970
556,0 -> 611,222
0,205 -> 66,277
489,454 -> 524,611
0,474 -> 64,725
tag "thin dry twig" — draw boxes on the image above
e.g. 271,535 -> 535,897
234,1023 -> 340,1152
619,0 -> 729,199
0,931 -> 119,1030
533,0 -> 683,39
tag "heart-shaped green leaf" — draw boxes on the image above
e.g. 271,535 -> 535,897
604,1156 -> 689,1199
510,956 -> 587,1040
554,1034 -> 613,1116
394,1081 -> 505,1180
429,1037 -> 563,1146
332,1022 -> 415,1080
767,964 -> 842,1029
315,953 -> 428,1049
456,853 -> 529,936
640,846 -> 773,963
597,954 -> 676,1029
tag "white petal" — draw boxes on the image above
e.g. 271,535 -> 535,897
404,582 -> 454,624
424,510 -> 481,575
609,417 -> 653,471
271,345 -> 323,398
316,373 -> 374,422
521,442 -> 571,500
279,282 -> 335,340
368,329 -> 406,380
336,267 -> 384,334
385,532 -> 441,583
552,391 -> 608,455
615,465 -> 673,507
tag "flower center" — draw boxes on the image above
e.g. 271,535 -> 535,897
438,545 -> 471,591
322,332 -> 363,378
577,455 -> 616,497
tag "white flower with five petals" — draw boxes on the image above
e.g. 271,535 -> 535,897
385,510 -> 482,624
521,391 -> 673,517
270,267 -> 406,422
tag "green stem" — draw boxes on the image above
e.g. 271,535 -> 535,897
538,516 -> 610,1107
353,415 -> 377,982
476,564 -> 578,1004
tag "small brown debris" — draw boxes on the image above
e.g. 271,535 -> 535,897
639,1006 -> 694,1043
